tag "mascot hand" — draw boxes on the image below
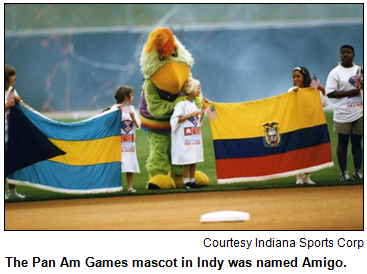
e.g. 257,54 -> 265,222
194,97 -> 203,109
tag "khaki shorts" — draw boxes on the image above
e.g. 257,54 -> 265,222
334,116 -> 363,135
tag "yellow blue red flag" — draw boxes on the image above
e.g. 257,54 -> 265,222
207,88 -> 334,184
8,102 -> 122,194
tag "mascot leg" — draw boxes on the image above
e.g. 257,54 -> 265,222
170,165 -> 183,188
146,131 -> 175,189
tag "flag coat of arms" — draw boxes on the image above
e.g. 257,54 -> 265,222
7,102 -> 122,194
207,88 -> 333,184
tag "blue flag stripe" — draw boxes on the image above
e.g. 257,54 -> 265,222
214,124 -> 330,159
19,104 -> 120,141
9,161 -> 122,191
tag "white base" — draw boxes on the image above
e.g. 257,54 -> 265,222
200,211 -> 250,223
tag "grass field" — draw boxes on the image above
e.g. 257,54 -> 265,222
6,111 -> 363,202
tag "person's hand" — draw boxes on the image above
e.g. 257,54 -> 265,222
14,95 -> 21,101
292,87 -> 299,92
7,98 -> 16,107
130,112 -> 135,119
318,84 -> 326,96
191,111 -> 201,118
203,97 -> 210,103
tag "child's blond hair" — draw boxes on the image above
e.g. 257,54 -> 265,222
182,78 -> 200,95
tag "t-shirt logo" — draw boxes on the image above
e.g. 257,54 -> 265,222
349,75 -> 361,88
188,116 -> 199,126
184,127 -> 201,136
121,120 -> 133,134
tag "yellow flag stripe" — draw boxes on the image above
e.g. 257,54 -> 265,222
208,88 -> 326,140
48,136 -> 121,166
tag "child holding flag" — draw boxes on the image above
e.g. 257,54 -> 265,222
109,86 -> 141,193
5,65 -> 25,199
170,79 -> 206,189
289,66 -> 329,185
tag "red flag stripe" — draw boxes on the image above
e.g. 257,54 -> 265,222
216,143 -> 332,179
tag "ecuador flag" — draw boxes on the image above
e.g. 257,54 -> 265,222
207,88 -> 333,184
8,102 -> 122,194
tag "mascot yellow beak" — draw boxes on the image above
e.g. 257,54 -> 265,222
151,62 -> 190,94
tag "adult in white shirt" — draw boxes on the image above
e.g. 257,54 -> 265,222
5,65 -> 26,199
326,45 -> 363,181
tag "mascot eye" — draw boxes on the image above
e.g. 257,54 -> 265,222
171,50 -> 178,57
159,55 -> 166,61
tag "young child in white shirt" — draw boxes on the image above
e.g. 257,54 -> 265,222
5,65 -> 26,199
109,86 -> 141,193
170,79 -> 206,189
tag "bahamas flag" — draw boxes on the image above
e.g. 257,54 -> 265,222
8,102 -> 122,194
208,88 -> 334,184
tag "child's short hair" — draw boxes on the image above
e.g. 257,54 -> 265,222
340,44 -> 354,54
182,78 -> 200,95
114,86 -> 133,103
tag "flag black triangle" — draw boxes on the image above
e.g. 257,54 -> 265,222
6,103 -> 66,177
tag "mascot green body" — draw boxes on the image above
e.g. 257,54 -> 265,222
138,27 -> 209,189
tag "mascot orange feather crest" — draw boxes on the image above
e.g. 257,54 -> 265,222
144,27 -> 176,58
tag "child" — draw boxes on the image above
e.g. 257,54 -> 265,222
170,79 -> 206,189
289,67 -> 329,185
5,65 -> 25,199
109,86 -> 141,193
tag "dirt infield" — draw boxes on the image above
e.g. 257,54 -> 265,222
5,185 -> 363,230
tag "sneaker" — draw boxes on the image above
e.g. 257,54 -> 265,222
184,183 -> 191,189
190,182 -> 198,188
127,188 -> 137,193
340,170 -> 352,181
190,182 -> 205,188
296,179 -> 304,185
353,170 -> 363,180
304,179 -> 316,185
6,190 -> 26,199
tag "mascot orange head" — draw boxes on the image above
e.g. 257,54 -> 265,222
140,27 -> 194,94
144,27 -> 177,59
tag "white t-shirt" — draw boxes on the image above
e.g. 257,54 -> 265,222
110,104 -> 141,173
325,63 -> 363,123
170,100 -> 204,165
5,87 -> 19,145
288,86 -> 329,108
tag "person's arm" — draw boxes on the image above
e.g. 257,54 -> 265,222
327,88 -> 360,98
325,69 -> 361,98
5,92 -> 21,110
5,100 -> 15,110
318,84 -> 326,96
178,111 -> 201,123
130,111 -> 140,128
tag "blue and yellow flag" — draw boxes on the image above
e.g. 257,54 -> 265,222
207,88 -> 334,184
8,102 -> 122,194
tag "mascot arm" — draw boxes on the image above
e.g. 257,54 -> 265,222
194,95 -> 203,109
145,80 -> 175,119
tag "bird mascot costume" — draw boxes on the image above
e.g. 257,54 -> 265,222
138,27 -> 209,189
